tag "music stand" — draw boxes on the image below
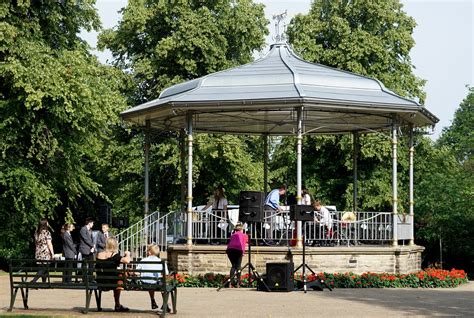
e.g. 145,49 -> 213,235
217,223 -> 269,291
291,205 -> 332,293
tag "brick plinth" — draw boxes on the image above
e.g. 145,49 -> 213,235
166,245 -> 424,275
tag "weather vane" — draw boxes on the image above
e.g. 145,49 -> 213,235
272,10 -> 288,43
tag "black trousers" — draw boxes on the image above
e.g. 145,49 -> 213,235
63,257 -> 74,282
31,263 -> 48,283
80,253 -> 94,281
226,248 -> 243,284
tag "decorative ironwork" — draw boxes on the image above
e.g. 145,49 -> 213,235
273,10 -> 288,43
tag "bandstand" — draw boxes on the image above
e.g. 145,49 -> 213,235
118,41 -> 438,275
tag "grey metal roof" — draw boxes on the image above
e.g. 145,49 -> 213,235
121,43 -> 438,135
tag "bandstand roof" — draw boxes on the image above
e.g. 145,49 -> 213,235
121,43 -> 438,135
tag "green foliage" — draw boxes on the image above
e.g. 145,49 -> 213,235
98,0 -> 268,101
287,0 -> 425,103
173,269 -> 468,288
194,135 -> 263,204
0,1 -> 127,260
269,0 -> 422,211
438,86 -> 473,169
98,0 -> 269,216
414,89 -> 474,273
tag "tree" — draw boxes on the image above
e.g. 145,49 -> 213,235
414,140 -> 473,274
438,86 -> 473,169
99,0 -> 269,102
415,88 -> 474,274
97,0 -> 269,214
268,0 -> 425,211
287,0 -> 425,103
0,1 -> 127,260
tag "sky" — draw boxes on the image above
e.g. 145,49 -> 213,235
81,0 -> 473,140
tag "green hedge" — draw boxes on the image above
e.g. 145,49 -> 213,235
173,269 -> 468,288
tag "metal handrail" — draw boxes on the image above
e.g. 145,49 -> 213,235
116,211 -> 174,259
116,209 -> 396,257
174,209 -> 394,246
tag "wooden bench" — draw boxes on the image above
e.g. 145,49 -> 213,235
8,259 -> 177,317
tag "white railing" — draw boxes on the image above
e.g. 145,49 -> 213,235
174,209 -> 393,246
116,209 -> 394,258
116,211 -> 172,259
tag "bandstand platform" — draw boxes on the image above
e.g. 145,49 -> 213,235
167,244 -> 424,275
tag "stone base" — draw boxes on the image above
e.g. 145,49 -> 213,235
167,244 -> 424,275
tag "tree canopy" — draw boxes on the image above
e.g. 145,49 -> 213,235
0,0 -> 471,276
287,0 -> 426,103
98,0 -> 268,102
97,0 -> 269,215
438,86 -> 473,169
0,1 -> 127,258
415,87 -> 473,273
266,0 -> 422,212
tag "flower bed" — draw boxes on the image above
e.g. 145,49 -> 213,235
172,269 -> 468,288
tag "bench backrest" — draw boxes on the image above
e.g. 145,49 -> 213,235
9,259 -> 175,292
9,259 -> 92,289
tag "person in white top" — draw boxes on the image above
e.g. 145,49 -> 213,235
302,186 -> 311,205
203,185 -> 228,211
137,244 -> 170,312
203,185 -> 229,244
313,200 -> 333,241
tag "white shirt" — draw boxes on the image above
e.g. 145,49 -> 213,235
318,206 -> 333,229
212,197 -> 228,210
137,255 -> 168,284
302,193 -> 311,205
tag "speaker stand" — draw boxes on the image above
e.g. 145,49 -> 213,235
217,224 -> 270,292
294,221 -> 332,293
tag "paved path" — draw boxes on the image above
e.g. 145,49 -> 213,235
1,276 -> 472,317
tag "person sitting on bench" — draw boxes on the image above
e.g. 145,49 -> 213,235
137,244 -> 171,312
96,237 -> 131,312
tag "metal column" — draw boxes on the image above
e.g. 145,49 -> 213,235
144,120 -> 150,219
352,132 -> 359,212
392,117 -> 398,247
409,125 -> 415,246
143,120 -> 151,245
180,130 -> 186,212
186,113 -> 194,246
296,107 -> 303,248
263,134 -> 269,195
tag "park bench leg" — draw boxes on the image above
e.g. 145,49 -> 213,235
160,292 -> 169,318
8,287 -> 19,311
20,288 -> 29,309
83,289 -> 92,314
171,288 -> 177,314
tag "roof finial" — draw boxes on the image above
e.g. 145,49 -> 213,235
272,10 -> 288,43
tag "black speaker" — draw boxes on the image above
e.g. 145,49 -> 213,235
290,205 -> 314,222
239,191 -> 264,223
266,262 -> 294,292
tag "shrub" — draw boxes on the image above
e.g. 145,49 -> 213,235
173,269 -> 468,288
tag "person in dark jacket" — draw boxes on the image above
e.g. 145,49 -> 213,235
79,217 -> 95,261
96,223 -> 110,253
61,223 -> 76,282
